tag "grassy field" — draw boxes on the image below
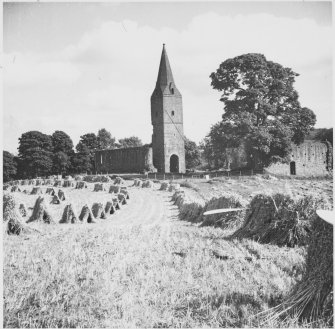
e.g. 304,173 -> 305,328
3,177 -> 332,327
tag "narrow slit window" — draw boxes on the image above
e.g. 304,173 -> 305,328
171,111 -> 175,116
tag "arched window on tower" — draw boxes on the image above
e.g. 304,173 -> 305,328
171,111 -> 175,116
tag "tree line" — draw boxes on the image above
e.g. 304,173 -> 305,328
3,129 -> 145,181
3,129 -> 202,182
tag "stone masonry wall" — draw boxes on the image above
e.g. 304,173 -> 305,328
266,141 -> 332,176
163,121 -> 186,173
95,146 -> 154,173
151,93 -> 186,173
151,94 -> 166,172
162,96 -> 185,173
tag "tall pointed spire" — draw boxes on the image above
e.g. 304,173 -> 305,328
156,44 -> 175,87
151,44 -> 185,173
152,44 -> 181,97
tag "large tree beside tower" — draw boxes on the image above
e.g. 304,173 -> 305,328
209,53 -> 316,168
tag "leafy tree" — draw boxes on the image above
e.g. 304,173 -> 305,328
51,131 -> 74,174
199,138 -> 215,169
78,133 -> 99,151
200,124 -> 236,170
97,128 -> 117,150
184,137 -> 201,169
71,144 -> 92,174
205,122 -> 229,168
18,131 -> 53,178
3,151 -> 17,182
51,130 -> 74,154
53,151 -> 69,175
210,53 -> 316,167
314,128 -> 333,145
75,134 -> 98,173
118,136 -> 143,148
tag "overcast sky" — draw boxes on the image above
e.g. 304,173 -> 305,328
3,1 -> 333,154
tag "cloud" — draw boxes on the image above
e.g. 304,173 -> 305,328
61,12 -> 332,69
66,12 -> 331,131
3,11 -> 332,153
3,52 -> 81,85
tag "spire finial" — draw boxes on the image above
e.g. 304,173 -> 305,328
163,43 -> 165,48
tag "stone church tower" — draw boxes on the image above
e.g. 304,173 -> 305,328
151,44 -> 186,173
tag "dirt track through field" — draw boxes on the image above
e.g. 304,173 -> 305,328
103,187 -> 180,227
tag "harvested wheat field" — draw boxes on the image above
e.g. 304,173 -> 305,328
3,176 -> 333,328
185,175 -> 333,203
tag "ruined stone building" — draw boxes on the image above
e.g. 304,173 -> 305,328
95,146 -> 154,173
95,44 -> 186,173
224,140 -> 333,177
265,141 -> 332,177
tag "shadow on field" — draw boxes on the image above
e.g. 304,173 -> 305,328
170,291 -> 268,327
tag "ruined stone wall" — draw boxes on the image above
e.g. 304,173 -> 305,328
266,141 -> 332,176
95,146 -> 154,173
325,141 -> 333,170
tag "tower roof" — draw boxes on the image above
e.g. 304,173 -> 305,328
156,44 -> 175,87
152,44 -> 181,97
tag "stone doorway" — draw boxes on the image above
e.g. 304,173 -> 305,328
170,154 -> 179,173
290,161 -> 296,175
